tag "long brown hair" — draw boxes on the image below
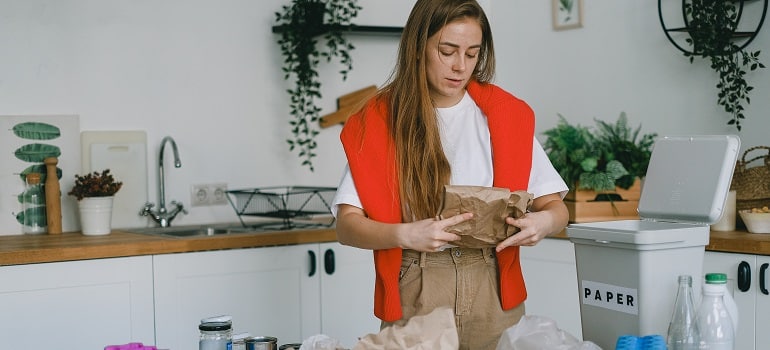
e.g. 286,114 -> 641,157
379,0 -> 495,221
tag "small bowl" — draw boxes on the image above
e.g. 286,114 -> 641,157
739,210 -> 770,233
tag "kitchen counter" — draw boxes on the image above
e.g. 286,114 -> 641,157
0,228 -> 338,266
1,227 -> 768,266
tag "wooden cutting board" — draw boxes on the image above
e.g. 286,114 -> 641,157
81,131 -> 149,229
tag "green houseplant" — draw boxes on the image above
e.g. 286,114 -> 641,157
543,112 -> 657,193
68,169 -> 123,235
68,169 -> 123,201
683,0 -> 765,131
275,0 -> 362,171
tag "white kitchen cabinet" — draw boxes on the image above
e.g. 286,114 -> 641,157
0,256 -> 155,349
703,251 -> 770,350
757,255 -> 770,350
153,245 -> 319,350
317,242 -> 380,347
152,242 -> 379,350
520,238 -> 583,339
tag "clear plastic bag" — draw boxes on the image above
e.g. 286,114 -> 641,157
495,315 -> 602,350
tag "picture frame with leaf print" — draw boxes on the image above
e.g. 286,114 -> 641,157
552,0 -> 583,31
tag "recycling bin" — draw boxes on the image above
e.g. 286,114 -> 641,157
567,135 -> 740,350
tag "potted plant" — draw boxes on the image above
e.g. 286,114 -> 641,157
543,112 -> 657,222
683,0 -> 765,131
274,0 -> 362,171
544,113 -> 656,193
68,169 -> 123,235
593,112 -> 657,190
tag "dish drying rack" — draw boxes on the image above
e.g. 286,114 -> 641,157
225,186 -> 337,230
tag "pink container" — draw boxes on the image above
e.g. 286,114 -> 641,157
104,342 -> 157,350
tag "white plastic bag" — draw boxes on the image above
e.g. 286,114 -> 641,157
300,334 -> 345,350
495,315 -> 602,350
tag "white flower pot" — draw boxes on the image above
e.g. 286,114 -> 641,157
78,196 -> 114,236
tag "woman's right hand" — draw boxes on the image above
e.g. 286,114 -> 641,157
397,213 -> 472,252
336,204 -> 471,252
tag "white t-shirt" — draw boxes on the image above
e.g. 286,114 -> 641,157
331,92 -> 567,217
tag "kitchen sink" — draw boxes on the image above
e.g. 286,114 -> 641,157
124,220 -> 334,238
124,224 -> 255,238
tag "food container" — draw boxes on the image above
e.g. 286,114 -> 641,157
739,209 -> 770,233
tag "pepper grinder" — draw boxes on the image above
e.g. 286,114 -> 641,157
44,157 -> 63,234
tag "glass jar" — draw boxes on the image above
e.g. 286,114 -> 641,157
22,173 -> 46,234
199,320 -> 233,350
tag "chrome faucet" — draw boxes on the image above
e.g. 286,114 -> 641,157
140,136 -> 187,227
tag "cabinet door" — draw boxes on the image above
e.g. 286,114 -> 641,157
153,245 -> 320,350
317,242 -> 380,348
755,255 -> 770,349
0,256 -> 155,349
520,238 -> 582,339
703,251 -> 755,350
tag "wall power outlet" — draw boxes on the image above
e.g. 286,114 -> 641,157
190,183 -> 228,207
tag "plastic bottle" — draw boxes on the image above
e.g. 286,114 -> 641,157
704,273 -> 739,334
697,273 -> 735,350
615,334 -> 666,350
22,173 -> 47,234
667,275 -> 700,350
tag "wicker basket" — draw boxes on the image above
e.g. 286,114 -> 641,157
731,146 -> 770,211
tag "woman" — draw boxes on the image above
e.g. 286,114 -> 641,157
332,0 -> 569,348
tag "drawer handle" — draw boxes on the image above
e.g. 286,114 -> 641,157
308,250 -> 317,277
324,249 -> 335,275
761,263 -> 769,295
738,261 -> 751,292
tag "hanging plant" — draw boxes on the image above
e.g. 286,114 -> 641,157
684,0 -> 765,131
275,0 -> 361,171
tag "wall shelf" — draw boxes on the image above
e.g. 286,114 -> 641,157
664,27 -> 757,39
658,0 -> 768,55
272,24 -> 403,36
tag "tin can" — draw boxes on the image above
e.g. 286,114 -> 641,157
244,336 -> 278,350
232,332 -> 251,350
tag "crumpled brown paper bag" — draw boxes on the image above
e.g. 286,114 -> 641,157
352,306 -> 459,350
437,185 -> 533,248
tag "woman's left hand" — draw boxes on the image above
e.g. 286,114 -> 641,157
495,193 -> 569,252
496,211 -> 553,251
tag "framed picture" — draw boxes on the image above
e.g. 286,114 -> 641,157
1,115 -> 81,235
552,0 -> 583,31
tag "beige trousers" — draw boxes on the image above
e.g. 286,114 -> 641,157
382,247 -> 525,350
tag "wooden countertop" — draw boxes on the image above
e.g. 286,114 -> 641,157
705,230 -> 770,255
0,228 -> 338,266
1,226 -> 768,266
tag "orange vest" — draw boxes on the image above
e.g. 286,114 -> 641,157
340,80 -> 535,321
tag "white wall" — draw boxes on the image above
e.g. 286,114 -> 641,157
492,0 -> 768,143
1,0 -> 767,228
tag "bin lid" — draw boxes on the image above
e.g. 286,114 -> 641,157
567,219 -> 709,246
638,135 -> 740,224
